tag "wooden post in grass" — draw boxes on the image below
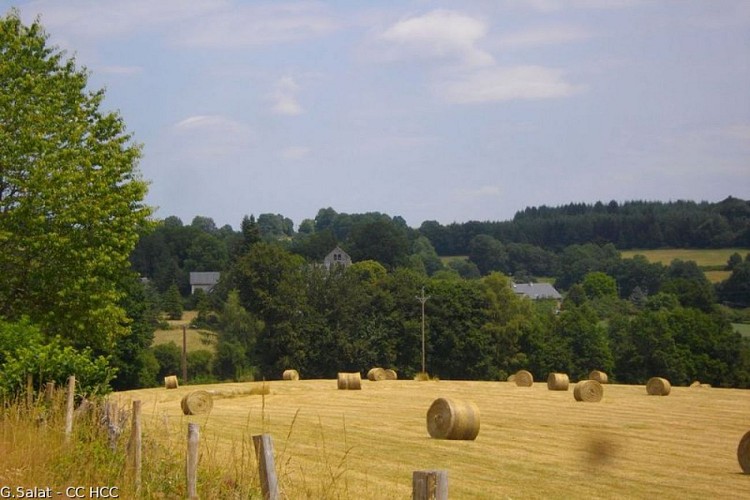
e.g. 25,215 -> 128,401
26,373 -> 33,408
128,400 -> 142,494
187,423 -> 200,500
182,325 -> 188,383
412,470 -> 448,500
253,434 -> 279,500
64,375 -> 75,442
45,381 -> 55,404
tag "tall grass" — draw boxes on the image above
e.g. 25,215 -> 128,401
0,389 -> 262,498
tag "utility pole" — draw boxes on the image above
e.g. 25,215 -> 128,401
416,287 -> 431,374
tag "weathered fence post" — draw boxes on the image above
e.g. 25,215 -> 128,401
45,381 -> 55,404
182,325 -> 188,383
252,434 -> 280,500
64,375 -> 75,442
127,400 -> 142,494
412,470 -> 448,500
187,423 -> 200,500
26,373 -> 34,408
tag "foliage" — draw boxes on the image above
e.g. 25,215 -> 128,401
0,12 -> 151,352
0,318 -> 113,398
163,284 -> 183,320
151,342 -> 181,382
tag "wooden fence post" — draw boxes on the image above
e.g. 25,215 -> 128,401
128,400 -> 142,494
412,470 -> 448,500
252,434 -> 280,500
45,381 -> 55,404
26,373 -> 34,408
187,423 -> 200,500
64,375 -> 75,442
182,325 -> 188,383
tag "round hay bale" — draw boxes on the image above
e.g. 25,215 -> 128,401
426,398 -> 480,440
337,372 -> 362,390
589,370 -> 609,384
573,380 -> 604,402
506,374 -> 516,382
547,372 -> 570,391
690,380 -> 701,388
646,377 -> 671,396
164,375 -> 179,390
282,369 -> 300,381
383,369 -> 398,380
514,370 -> 534,387
367,367 -> 386,381
738,430 -> 750,474
181,391 -> 213,415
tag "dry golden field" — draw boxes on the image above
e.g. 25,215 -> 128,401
117,379 -> 750,499
152,311 -> 216,352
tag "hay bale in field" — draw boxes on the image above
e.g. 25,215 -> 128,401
573,380 -> 604,402
282,369 -> 300,381
426,398 -> 480,440
514,370 -> 534,387
181,391 -> 213,415
646,377 -> 671,396
506,374 -> 516,382
690,380 -> 701,388
384,369 -> 398,380
337,372 -> 362,390
738,430 -> 750,474
589,370 -> 609,384
164,375 -> 178,389
367,367 -> 386,381
547,373 -> 570,391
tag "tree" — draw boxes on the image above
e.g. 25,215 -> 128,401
468,235 -> 507,275
0,13 -> 151,352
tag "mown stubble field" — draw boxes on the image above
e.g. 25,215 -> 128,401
118,379 -> 750,499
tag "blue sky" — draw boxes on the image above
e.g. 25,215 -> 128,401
7,0 -> 750,229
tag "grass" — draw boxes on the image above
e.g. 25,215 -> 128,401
733,323 -> 750,338
621,248 -> 748,283
152,311 -> 216,352
114,379 -> 750,499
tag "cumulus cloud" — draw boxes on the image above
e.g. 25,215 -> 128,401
379,9 -> 494,67
270,77 -> 304,115
437,66 -> 583,103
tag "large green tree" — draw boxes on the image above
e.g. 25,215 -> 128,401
0,12 -> 151,351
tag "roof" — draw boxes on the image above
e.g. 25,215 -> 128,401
189,272 -> 221,286
512,282 -> 562,300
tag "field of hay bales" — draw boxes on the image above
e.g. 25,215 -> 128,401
117,379 -> 750,499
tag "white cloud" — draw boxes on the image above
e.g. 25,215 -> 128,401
21,1 -> 336,48
379,9 -> 494,67
281,146 -> 311,160
172,3 -> 337,48
270,77 -> 304,115
171,115 -> 255,156
437,66 -> 583,103
497,25 -> 593,49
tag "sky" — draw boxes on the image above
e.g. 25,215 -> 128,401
6,0 -> 750,230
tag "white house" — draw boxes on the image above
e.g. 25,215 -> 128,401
323,246 -> 352,269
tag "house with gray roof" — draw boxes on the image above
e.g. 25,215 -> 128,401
512,282 -> 562,301
190,272 -> 220,294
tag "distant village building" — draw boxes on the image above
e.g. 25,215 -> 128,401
190,272 -> 220,294
512,282 -> 562,301
323,246 -> 352,269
